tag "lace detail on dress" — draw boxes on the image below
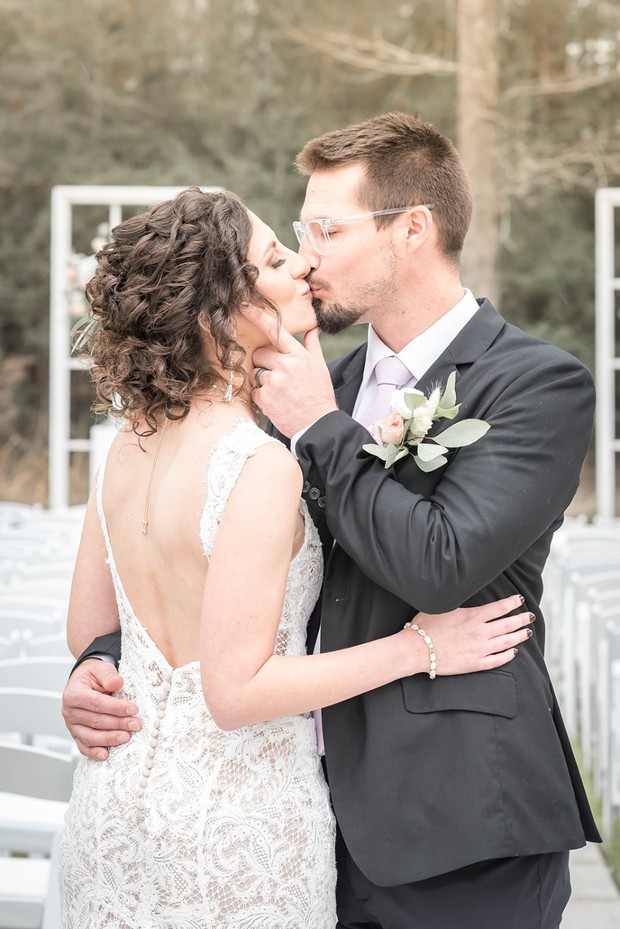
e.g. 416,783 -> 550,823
60,419 -> 336,928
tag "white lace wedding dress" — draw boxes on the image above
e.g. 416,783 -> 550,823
59,420 -> 337,928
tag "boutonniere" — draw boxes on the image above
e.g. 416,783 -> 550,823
362,372 -> 490,471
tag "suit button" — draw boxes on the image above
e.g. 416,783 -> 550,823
309,487 -> 320,500
303,481 -> 311,494
318,496 -> 326,508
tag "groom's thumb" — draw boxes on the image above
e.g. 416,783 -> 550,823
304,326 -> 323,355
87,659 -> 124,694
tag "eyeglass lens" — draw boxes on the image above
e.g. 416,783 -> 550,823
294,221 -> 329,255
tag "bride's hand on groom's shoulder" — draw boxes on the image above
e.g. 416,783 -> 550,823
410,594 -> 535,677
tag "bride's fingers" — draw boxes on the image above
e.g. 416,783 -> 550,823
487,626 -> 534,654
478,647 -> 521,671
465,594 -> 525,624
485,611 -> 535,638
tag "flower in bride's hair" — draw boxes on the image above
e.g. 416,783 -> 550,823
362,372 -> 490,472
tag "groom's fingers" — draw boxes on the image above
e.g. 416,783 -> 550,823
253,325 -> 327,377
303,326 -> 323,354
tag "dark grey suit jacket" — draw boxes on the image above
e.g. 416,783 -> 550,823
295,299 -> 600,884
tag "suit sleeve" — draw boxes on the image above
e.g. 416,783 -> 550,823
71,632 -> 122,675
296,350 -> 595,613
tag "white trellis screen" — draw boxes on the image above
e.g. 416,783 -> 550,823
49,185 -> 222,509
595,188 -> 620,518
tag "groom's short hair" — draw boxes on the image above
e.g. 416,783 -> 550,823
295,112 -> 473,262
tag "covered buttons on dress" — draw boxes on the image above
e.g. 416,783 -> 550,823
135,672 -> 173,832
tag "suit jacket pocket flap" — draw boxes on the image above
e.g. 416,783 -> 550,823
401,669 -> 516,718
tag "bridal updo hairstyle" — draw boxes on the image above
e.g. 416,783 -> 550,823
81,187 -> 274,436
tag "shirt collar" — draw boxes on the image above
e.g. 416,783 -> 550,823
360,289 -> 479,393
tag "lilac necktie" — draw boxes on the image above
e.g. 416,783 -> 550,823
360,355 -> 412,428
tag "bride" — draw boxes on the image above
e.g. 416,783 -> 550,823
59,187 -> 532,928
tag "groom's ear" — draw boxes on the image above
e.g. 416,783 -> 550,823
404,205 -> 433,253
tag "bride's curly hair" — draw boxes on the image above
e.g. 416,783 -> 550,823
81,187 -> 273,435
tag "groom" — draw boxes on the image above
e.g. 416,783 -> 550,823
63,113 -> 600,928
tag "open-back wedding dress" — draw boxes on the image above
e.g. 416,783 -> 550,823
59,420 -> 337,928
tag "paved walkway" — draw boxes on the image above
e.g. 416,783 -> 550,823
563,843 -> 620,928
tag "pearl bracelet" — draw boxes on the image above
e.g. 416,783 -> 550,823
404,621 -> 437,679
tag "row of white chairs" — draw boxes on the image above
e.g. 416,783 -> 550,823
0,504 -> 83,593
0,700 -> 75,929
0,671 -> 76,927
543,516 -> 620,841
0,504 -> 82,928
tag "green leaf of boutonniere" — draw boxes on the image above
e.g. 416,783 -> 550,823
415,453 -> 448,472
404,392 -> 428,413
362,443 -> 389,461
435,419 -> 490,448
436,371 -> 458,413
385,443 -> 410,468
416,442 -> 449,461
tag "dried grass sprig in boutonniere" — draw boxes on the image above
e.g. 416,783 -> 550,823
362,371 -> 490,471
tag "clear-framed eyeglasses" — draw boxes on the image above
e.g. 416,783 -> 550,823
292,205 -> 434,256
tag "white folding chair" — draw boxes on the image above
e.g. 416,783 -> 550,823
0,594 -> 69,615
594,613 -> 620,838
0,687 -> 71,754
7,565 -> 74,588
0,615 -> 62,650
542,534 -> 620,735
0,633 -> 22,660
22,633 -> 72,660
0,502 -> 43,531
570,570 -> 620,762
0,742 -> 75,929
0,596 -> 68,637
0,658 -> 73,693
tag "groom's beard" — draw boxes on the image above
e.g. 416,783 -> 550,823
313,296 -> 365,335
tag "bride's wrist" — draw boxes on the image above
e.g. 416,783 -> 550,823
403,620 -> 437,679
397,627 -> 429,678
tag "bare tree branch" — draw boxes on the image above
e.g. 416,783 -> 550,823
503,69 -> 620,101
278,26 -> 469,78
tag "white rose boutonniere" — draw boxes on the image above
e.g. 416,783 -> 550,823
363,371 -> 490,471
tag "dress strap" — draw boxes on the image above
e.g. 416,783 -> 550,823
95,440 -> 112,542
199,420 -> 276,558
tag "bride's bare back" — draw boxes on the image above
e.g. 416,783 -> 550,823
98,402 -> 305,669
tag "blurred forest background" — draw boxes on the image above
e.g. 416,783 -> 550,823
1,0 -> 619,506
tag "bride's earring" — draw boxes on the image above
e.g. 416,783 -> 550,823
223,369 -> 233,402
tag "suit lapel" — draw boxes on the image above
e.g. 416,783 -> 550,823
333,344 -> 367,415
414,299 -> 505,395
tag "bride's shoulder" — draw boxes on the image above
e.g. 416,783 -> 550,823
235,426 -> 301,488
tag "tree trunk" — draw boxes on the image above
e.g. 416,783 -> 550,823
457,0 -> 499,303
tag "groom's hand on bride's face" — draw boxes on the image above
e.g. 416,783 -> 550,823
242,306 -> 338,438
62,658 -> 142,761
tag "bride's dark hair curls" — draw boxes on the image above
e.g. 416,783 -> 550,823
80,187 -> 274,435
